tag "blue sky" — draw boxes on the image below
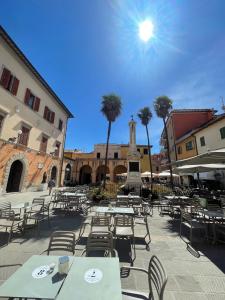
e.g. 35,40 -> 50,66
1,0 -> 225,153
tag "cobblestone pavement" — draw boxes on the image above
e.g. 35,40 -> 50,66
0,192 -> 225,299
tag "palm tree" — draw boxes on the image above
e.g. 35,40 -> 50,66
101,94 -> 122,188
154,96 -> 174,188
137,107 -> 153,184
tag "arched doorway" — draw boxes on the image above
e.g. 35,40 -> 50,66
42,172 -> 47,183
113,165 -> 127,182
6,160 -> 23,192
51,166 -> 57,181
65,164 -> 72,181
96,165 -> 110,183
79,165 -> 92,185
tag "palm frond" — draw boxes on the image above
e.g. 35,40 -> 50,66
137,107 -> 152,126
101,94 -> 122,122
154,96 -> 173,119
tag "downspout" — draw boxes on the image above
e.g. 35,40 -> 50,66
58,116 -> 68,187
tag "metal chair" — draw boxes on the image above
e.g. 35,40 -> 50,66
99,200 -> 111,206
121,255 -> 167,300
0,210 -> 24,244
91,215 -> 111,232
113,215 -> 135,263
180,209 -> 207,245
116,201 -> 129,207
82,231 -> 117,257
47,231 -> 76,255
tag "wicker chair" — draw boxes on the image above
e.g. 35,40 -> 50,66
121,255 -> 167,300
47,231 -> 76,255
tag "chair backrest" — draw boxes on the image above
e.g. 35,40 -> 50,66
0,210 -> 15,222
32,198 -> 45,206
99,200 -> 110,206
180,209 -> 192,223
148,255 -> 167,300
47,231 -> 75,255
0,201 -> 11,212
86,231 -> 114,256
116,201 -> 128,207
114,215 -> 133,228
91,216 -> 111,227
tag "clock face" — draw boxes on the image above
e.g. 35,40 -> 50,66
84,268 -> 103,284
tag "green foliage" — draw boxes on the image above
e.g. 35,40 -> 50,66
154,96 -> 173,119
137,107 -> 152,126
101,94 -> 122,122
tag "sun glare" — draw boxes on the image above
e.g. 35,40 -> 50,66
138,20 -> 154,42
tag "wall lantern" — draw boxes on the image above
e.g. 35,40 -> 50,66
37,163 -> 44,169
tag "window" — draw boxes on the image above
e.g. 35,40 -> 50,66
200,136 -> 205,147
143,148 -> 148,155
40,135 -> 48,153
156,167 -> 159,172
58,119 -> 63,131
137,148 -> 140,152
44,106 -> 55,124
24,89 -> 40,112
18,126 -> 30,146
177,146 -> 182,154
97,152 -> 101,159
0,114 -> 4,131
220,127 -> 225,139
186,141 -> 193,151
114,152 -> 118,159
55,142 -> 61,157
0,67 -> 19,96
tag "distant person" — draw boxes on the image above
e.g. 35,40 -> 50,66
48,178 -> 55,195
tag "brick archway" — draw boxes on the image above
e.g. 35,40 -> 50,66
2,152 -> 29,193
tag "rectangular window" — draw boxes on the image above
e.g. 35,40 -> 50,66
40,135 -> 48,153
114,152 -> 118,159
143,148 -> 149,155
186,141 -> 193,151
0,114 -> 4,131
58,119 -> 63,131
55,142 -> 61,157
18,126 -> 30,146
200,136 -> 205,147
97,152 -> 101,159
220,127 -> 225,139
137,148 -> 140,152
24,89 -> 40,112
0,67 -> 19,96
43,106 -> 55,124
177,146 -> 182,154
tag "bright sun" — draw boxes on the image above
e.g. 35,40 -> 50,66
138,20 -> 154,42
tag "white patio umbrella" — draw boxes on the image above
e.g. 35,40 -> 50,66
174,148 -> 225,166
141,171 -> 158,177
158,171 -> 179,177
175,163 -> 225,174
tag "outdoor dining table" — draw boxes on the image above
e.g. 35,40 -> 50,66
56,257 -> 122,300
164,195 -> 190,200
95,206 -> 134,215
0,255 -> 74,299
11,203 -> 34,215
117,195 -> 141,199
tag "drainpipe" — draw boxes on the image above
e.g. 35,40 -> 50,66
58,117 -> 68,187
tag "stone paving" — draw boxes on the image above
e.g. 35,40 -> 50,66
0,192 -> 225,299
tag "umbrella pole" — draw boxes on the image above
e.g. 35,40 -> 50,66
197,172 -> 201,188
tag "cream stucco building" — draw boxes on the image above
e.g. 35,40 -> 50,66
0,26 -> 73,193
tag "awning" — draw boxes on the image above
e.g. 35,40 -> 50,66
174,148 -> 225,166
174,163 -> 225,174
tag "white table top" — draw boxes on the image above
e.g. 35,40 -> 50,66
117,195 -> 141,199
96,206 -> 134,215
164,195 -> 190,200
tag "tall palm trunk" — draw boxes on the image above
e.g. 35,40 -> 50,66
163,118 -> 174,189
103,121 -> 111,189
145,124 -> 153,185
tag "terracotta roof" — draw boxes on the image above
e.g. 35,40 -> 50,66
175,114 -> 225,144
0,25 -> 73,118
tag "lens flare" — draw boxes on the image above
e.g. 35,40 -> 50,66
139,20 -> 154,42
